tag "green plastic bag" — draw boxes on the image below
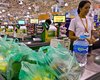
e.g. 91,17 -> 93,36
0,38 -> 11,57
19,61 -> 56,80
0,37 -> 20,58
38,44 -> 81,80
5,39 -> 36,80
6,50 -> 36,80
0,36 -> 40,80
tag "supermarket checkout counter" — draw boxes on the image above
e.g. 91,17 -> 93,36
1,35 -> 100,80
23,41 -> 50,50
81,65 -> 100,80
23,41 -> 100,80
81,49 -> 100,80
4,35 -> 50,50
86,72 -> 100,80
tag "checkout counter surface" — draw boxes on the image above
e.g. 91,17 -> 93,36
2,35 -> 100,80
13,38 -> 100,80
81,49 -> 100,80
22,41 -> 50,50
23,41 -> 50,47
23,40 -> 100,80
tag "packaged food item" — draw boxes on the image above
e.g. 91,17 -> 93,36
38,45 -> 81,80
0,61 -> 8,72
0,55 -> 4,60
0,55 -> 8,72
19,61 -> 56,80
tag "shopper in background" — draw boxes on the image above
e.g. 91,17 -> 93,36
60,22 -> 67,37
68,0 -> 100,51
44,19 -> 52,30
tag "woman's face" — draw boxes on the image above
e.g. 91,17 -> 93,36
80,3 -> 91,16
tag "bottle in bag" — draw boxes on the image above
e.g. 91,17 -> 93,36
73,35 -> 89,67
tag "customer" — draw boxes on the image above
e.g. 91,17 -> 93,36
44,19 -> 52,30
60,22 -> 67,37
68,0 -> 100,51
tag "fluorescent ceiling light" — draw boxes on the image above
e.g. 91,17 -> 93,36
27,15 -> 30,17
28,7 -> 31,10
0,11 -> 2,14
27,12 -> 30,14
19,1 -> 23,4
8,13 -> 10,16
0,3 -> 9,6
65,3 -> 68,6
2,9 -> 5,12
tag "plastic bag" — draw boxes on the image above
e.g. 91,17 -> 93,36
38,44 -> 81,80
0,36 -> 20,59
0,38 -> 11,57
6,47 -> 36,80
0,55 -> 8,73
19,61 -> 56,80
3,38 -> 36,80
0,36 -> 40,80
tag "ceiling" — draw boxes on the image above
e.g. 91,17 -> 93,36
0,0 -> 99,22
0,0 -> 57,19
0,0 -> 80,15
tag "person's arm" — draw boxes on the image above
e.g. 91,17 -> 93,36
89,21 -> 98,43
85,18 -> 97,44
68,18 -> 79,41
69,30 -> 79,41
91,30 -> 99,42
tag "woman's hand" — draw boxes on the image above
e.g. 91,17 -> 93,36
86,37 -> 96,44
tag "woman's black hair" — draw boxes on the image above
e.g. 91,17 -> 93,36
77,0 -> 91,14
45,19 -> 51,25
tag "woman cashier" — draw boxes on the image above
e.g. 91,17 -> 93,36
68,0 -> 100,51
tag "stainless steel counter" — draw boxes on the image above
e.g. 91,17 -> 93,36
80,49 -> 100,80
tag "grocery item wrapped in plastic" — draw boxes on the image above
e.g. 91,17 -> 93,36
0,36 -> 40,80
0,55 -> 8,73
38,44 -> 82,80
19,61 -> 57,80
15,43 -> 82,80
0,35 -> 82,80
0,36 -> 35,80
6,43 -> 36,80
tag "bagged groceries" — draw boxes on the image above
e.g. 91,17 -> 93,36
19,61 -> 56,80
0,36 -> 81,80
19,44 -> 81,80
0,36 -> 36,80
6,42 -> 35,80
38,44 -> 81,80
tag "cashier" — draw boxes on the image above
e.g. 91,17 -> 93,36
68,0 -> 100,50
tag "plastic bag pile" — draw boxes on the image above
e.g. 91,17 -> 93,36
0,36 -> 82,80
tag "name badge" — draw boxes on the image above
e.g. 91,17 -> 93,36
84,32 -> 89,38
